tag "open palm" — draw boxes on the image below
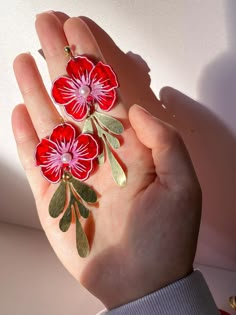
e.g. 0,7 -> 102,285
12,13 -> 201,309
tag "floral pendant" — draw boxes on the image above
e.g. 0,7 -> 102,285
35,123 -> 99,257
51,47 -> 126,186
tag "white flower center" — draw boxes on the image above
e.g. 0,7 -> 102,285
78,85 -> 91,98
61,152 -> 72,163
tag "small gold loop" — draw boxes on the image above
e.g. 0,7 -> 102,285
62,171 -> 72,182
64,46 -> 75,60
60,116 -> 65,125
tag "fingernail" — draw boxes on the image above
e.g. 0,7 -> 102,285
36,10 -> 54,18
133,104 -> 152,116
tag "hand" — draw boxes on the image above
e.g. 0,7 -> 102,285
12,12 -> 201,309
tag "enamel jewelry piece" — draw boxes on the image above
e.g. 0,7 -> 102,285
36,123 -> 99,257
52,47 -> 126,186
36,47 -> 127,257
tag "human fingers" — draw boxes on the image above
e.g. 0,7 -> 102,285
13,53 -> 62,139
35,12 -> 69,80
64,17 -> 104,60
63,17 -> 127,119
11,104 -> 49,200
129,104 -> 200,191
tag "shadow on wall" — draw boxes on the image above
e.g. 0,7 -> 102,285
196,0 -> 236,269
82,16 -> 236,270
0,162 -> 40,229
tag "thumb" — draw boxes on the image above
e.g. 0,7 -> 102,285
129,104 -> 199,190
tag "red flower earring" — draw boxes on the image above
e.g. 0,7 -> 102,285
36,122 -> 99,257
36,46 -> 127,257
52,47 -> 126,187
52,53 -> 118,121
36,123 -> 98,183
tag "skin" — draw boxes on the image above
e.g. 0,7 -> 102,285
12,12 -> 202,310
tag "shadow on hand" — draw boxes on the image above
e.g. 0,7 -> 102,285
82,17 -> 236,270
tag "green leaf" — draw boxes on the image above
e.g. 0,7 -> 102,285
70,178 -> 97,203
49,181 -> 67,218
94,112 -> 124,135
77,200 -> 90,218
106,144 -> 126,187
59,203 -> 72,232
75,210 -> 90,257
82,118 -> 93,133
105,132 -> 120,149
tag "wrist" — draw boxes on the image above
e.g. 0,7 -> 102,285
101,266 -> 194,309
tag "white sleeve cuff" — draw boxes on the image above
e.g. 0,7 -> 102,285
97,270 -> 220,315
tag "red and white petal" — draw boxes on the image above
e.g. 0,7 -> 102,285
71,159 -> 93,181
36,138 -> 59,166
90,61 -> 119,91
64,100 -> 89,121
74,134 -> 99,160
96,89 -> 117,111
66,56 -> 94,84
52,76 -> 77,105
50,123 -> 76,147
41,165 -> 62,183
36,138 -> 63,183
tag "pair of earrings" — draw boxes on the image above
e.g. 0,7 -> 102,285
36,47 -> 126,257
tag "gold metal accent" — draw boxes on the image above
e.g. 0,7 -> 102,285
70,178 -> 97,203
105,132 -> 120,149
64,46 -> 72,57
98,150 -> 105,164
62,172 -> 72,182
93,112 -> 124,135
229,296 -> 236,310
60,116 -> 66,125
59,203 -> 72,232
92,117 -> 126,186
105,140 -> 126,187
77,200 -> 90,218
82,118 -> 93,133
75,208 -> 90,257
49,181 -> 67,218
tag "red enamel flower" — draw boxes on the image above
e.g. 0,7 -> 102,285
52,56 -> 119,121
35,123 -> 99,183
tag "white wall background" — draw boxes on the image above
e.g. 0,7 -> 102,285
0,0 -> 236,314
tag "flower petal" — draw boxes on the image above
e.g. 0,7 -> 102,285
41,165 -> 62,183
64,100 -> 89,121
36,138 -> 57,165
35,138 -> 62,183
71,159 -> 93,181
96,89 -> 117,111
73,134 -> 99,160
66,56 -> 94,83
90,61 -> 119,91
52,76 -> 77,106
50,123 -> 75,147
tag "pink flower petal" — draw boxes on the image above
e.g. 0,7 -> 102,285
66,56 -> 94,82
96,89 -> 117,111
71,159 -> 93,181
52,76 -> 77,106
90,61 -> 119,91
64,99 -> 89,121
